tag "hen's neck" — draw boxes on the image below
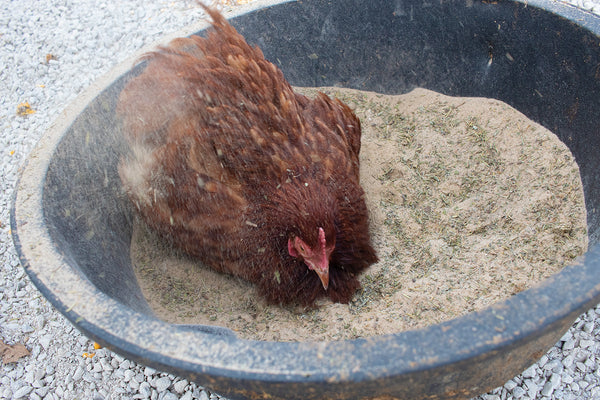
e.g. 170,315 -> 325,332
251,177 -> 337,238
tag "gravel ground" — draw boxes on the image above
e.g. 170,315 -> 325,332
1,1 -> 600,399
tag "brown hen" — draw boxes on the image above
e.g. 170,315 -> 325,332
117,6 -> 377,306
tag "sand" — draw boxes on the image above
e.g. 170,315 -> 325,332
129,87 -> 588,342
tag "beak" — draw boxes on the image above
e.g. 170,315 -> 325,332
306,259 -> 329,290
315,266 -> 329,290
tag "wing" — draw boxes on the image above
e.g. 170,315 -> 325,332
295,92 -> 362,181
118,7 -> 365,190
118,119 -> 248,269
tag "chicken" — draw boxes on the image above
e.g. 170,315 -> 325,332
117,6 -> 378,306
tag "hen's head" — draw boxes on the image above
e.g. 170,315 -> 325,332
266,179 -> 338,290
288,226 -> 335,290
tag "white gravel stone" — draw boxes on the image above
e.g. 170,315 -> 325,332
162,392 -> 178,400
24,370 -> 35,385
198,391 -> 210,400
563,374 -> 574,385
29,392 -> 42,400
155,376 -> 172,393
580,339 -> 595,349
93,363 -> 103,374
563,337 -> 578,350
511,386 -> 526,399
139,381 -> 152,398
72,366 -> 84,382
38,335 -> 52,350
123,369 -> 135,382
130,378 -> 141,391
180,391 -> 194,400
12,385 -> 33,399
480,395 -> 500,400
545,358 -> 563,373
522,365 -> 537,379
563,353 -> 576,369
503,379 -> 517,391
541,373 -> 561,397
174,379 -> 189,393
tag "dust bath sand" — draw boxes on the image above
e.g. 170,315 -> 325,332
130,87 -> 587,342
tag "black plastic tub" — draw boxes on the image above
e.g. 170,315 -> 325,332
11,0 -> 600,399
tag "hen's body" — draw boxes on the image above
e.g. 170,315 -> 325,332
117,7 -> 377,306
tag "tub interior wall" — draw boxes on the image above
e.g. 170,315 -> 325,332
41,0 -> 600,311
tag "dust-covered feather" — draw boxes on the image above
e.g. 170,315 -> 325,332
118,6 -> 377,306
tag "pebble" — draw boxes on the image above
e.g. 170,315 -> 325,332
35,385 -> 49,397
511,386 -> 526,399
563,354 -> 576,369
100,358 -> 113,372
24,370 -> 35,384
139,381 -> 152,398
198,391 -> 210,400
580,380 -> 590,390
563,337 -> 577,350
541,373 -> 561,397
504,379 -> 517,391
580,339 -> 595,349
174,379 -> 188,393
30,392 -> 42,400
480,395 -> 499,400
563,374 -> 574,385
180,392 -> 194,400
12,385 -> 33,399
123,369 -> 135,382
93,363 -> 103,373
521,365 -> 537,379
162,392 -> 178,400
155,376 -> 172,393
545,358 -> 563,373
39,335 -> 52,349
130,378 -> 140,391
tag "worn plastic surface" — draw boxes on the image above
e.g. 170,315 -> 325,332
11,0 -> 600,399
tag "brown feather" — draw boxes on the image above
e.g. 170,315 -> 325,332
117,6 -> 377,306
